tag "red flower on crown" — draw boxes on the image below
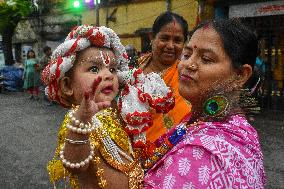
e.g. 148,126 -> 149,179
88,30 -> 105,47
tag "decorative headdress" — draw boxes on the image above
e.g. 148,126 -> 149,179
41,25 -> 174,147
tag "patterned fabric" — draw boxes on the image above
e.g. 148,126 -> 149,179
144,115 -> 266,189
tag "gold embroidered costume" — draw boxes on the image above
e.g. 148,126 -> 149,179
47,108 -> 143,189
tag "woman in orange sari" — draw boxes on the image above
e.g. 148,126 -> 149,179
139,12 -> 191,142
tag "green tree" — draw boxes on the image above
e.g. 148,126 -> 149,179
0,0 -> 33,65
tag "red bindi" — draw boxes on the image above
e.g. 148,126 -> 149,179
193,45 -> 197,49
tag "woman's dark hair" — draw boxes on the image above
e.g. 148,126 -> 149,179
27,49 -> 36,59
152,11 -> 188,42
191,19 -> 258,69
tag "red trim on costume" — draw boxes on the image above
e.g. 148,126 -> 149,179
133,140 -> 146,148
124,124 -> 151,135
123,52 -> 128,60
125,111 -> 152,126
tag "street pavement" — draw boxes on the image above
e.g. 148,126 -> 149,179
0,91 -> 283,189
0,91 -> 66,188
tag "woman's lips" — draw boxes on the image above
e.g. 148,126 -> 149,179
180,74 -> 194,81
163,51 -> 175,57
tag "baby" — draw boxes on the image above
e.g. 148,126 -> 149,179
43,25 -> 174,188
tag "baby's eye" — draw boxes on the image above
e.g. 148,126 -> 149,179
109,67 -> 116,73
90,66 -> 99,73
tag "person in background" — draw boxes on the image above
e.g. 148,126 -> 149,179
23,49 -> 41,99
40,46 -> 54,105
125,44 -> 138,69
13,58 -> 24,90
40,46 -> 52,69
138,11 -> 191,142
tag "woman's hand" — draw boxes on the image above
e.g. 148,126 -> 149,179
74,77 -> 111,123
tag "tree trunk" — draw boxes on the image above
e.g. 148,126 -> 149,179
1,25 -> 16,66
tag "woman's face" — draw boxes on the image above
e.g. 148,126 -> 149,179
152,21 -> 185,65
178,26 -> 236,106
70,47 -> 119,104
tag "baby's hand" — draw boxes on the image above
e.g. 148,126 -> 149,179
75,77 -> 111,123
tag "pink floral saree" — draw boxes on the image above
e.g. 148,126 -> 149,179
144,115 -> 266,189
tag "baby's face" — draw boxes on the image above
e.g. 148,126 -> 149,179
70,47 -> 119,103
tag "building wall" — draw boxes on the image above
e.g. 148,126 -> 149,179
81,0 -> 198,51
171,0 -> 198,30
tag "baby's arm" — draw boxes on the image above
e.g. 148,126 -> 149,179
61,77 -> 110,186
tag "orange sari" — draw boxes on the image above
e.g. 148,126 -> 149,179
138,54 -> 191,142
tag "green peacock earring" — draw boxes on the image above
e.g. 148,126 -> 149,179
203,95 -> 229,118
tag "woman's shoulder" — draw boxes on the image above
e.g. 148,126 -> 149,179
189,115 -> 257,138
137,53 -> 152,67
180,115 -> 261,155
188,115 -> 255,134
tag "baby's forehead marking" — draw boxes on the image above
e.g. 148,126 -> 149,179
78,53 -> 116,66
100,50 -> 110,66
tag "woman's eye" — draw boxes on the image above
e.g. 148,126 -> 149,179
159,36 -> 169,42
174,38 -> 183,44
90,66 -> 99,73
109,67 -> 116,73
182,54 -> 191,60
201,56 -> 213,63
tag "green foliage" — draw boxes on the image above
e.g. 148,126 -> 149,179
0,0 -> 34,33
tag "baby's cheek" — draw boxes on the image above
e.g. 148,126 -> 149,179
78,77 -> 93,92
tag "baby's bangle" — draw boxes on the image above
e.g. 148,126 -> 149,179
60,144 -> 94,169
65,138 -> 89,145
69,109 -> 90,129
66,123 -> 95,134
